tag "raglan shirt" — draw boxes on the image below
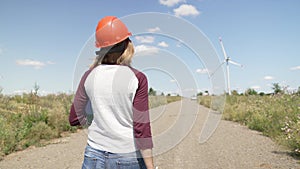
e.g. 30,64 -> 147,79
69,65 -> 153,153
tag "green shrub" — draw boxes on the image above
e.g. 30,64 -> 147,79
198,96 -> 211,108
149,96 -> 167,108
0,93 -> 76,156
47,105 -> 76,133
0,116 -> 16,155
166,96 -> 181,104
26,121 -> 57,143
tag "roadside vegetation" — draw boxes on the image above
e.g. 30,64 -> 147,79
198,83 -> 300,156
0,84 -> 76,158
149,87 -> 182,108
0,85 -> 180,158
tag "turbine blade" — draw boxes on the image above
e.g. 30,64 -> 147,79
219,37 -> 228,60
229,60 -> 243,67
209,61 -> 226,78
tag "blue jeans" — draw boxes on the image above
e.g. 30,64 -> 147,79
82,144 -> 146,169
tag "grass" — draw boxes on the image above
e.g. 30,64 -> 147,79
0,93 -> 76,158
0,93 -> 181,158
149,95 -> 182,108
198,94 -> 300,156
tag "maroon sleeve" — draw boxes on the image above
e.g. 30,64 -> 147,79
69,69 -> 92,126
131,68 -> 153,150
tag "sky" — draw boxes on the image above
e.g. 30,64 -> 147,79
0,0 -> 299,96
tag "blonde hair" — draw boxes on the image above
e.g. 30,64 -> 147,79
91,40 -> 134,68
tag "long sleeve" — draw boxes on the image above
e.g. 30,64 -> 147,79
132,71 -> 153,150
69,69 -> 92,126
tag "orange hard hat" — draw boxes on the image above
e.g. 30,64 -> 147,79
95,16 -> 132,48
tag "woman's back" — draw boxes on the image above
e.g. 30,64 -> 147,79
85,65 -> 140,153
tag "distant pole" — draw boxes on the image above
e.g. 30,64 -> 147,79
226,62 -> 231,95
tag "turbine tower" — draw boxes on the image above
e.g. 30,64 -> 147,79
211,37 -> 243,95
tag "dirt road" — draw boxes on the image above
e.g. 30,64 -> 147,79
0,100 -> 299,169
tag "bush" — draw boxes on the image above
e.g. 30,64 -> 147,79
0,93 -> 76,156
149,96 -> 167,108
0,116 -> 16,155
26,121 -> 57,143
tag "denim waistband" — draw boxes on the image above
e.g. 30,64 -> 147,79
85,144 -> 141,159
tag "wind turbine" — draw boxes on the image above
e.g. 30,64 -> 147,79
210,37 -> 243,95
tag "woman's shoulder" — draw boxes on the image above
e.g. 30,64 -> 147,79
80,68 -> 94,81
128,66 -> 147,80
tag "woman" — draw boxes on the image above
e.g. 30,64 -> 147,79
69,16 -> 154,169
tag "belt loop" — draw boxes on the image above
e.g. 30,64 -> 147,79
104,151 -> 109,158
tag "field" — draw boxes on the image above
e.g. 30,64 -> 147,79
198,94 -> 300,156
0,93 -> 181,158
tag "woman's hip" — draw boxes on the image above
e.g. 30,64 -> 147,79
82,144 -> 146,169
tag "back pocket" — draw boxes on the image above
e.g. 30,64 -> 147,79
116,158 -> 140,169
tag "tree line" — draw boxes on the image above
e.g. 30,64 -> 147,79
197,83 -> 300,96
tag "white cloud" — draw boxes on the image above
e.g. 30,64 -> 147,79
264,76 -> 274,80
174,4 -> 200,17
170,79 -> 177,83
158,41 -> 169,47
16,59 -> 46,69
251,85 -> 261,90
135,45 -> 159,55
147,27 -> 161,33
135,36 -> 155,44
196,68 -> 208,74
159,0 -> 185,7
16,59 -> 55,69
290,66 -> 300,70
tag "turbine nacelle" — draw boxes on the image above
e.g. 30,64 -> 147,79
210,37 -> 243,95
